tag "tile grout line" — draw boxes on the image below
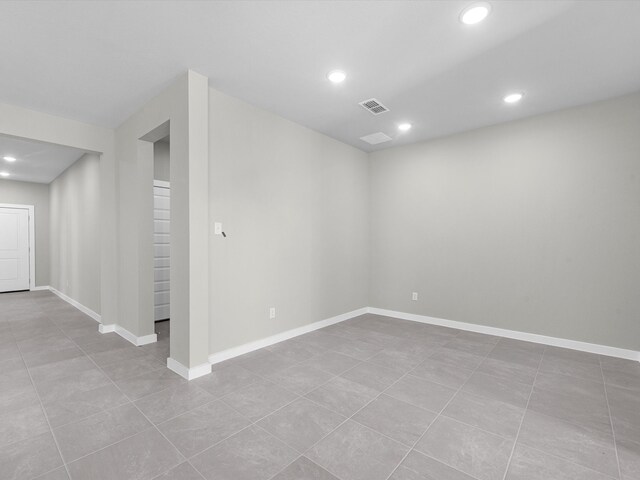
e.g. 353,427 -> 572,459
176,374 -> 314,477
52,426 -> 157,467
36,316 -> 190,479
504,355 -> 624,477
27,340 -> 150,429
382,332 -> 500,480
13,324 -> 74,480
7,301 -> 626,480
150,465 -> 206,480
263,329 -> 532,480
327,332 -> 622,480
262,329 -> 489,479
0,311 -> 600,478
27,331 -> 364,478
75,345 -> 195,477
226,333 -> 423,480
499,344 -> 546,480
38,342 -> 189,472
189,387 -> 305,459
223,353 -> 371,480
26,319 -> 143,457
600,355 -> 623,480
512,369 -> 621,436
8,313 -> 492,446
49,398 -> 133,430
212,327 -> 441,469
145,356 -> 334,474
129,407 -> 206,480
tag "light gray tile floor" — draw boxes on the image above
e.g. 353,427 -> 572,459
1,291 -> 639,479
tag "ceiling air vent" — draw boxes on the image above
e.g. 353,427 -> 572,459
360,132 -> 392,145
359,98 -> 390,115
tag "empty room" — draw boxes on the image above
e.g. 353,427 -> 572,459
0,1 -> 639,479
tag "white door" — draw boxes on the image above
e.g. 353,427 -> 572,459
153,183 -> 170,320
0,207 -> 30,293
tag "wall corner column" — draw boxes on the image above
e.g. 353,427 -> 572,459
168,70 -> 211,379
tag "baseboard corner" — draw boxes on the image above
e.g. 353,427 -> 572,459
98,323 -> 116,334
114,326 -> 157,347
368,307 -> 640,362
31,285 -> 51,291
208,306 -> 368,366
98,323 -> 157,347
167,357 -> 211,380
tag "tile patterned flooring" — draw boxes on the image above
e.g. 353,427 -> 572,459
1,291 -> 639,480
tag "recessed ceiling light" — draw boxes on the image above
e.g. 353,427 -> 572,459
398,123 -> 412,132
0,172 -> 10,177
327,70 -> 347,84
460,2 -> 491,25
3,156 -> 16,162
503,92 -> 524,104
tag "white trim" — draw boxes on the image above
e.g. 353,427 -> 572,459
368,307 -> 640,362
153,180 -> 170,189
48,286 -> 101,323
208,307 -> 368,365
98,323 -> 116,333
207,304 -> 638,369
111,325 -> 157,346
97,322 -> 157,346
167,358 -> 211,380
0,203 -> 36,291
32,285 -> 50,291
47,285 -> 156,347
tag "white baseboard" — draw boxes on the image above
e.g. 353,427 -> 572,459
98,323 -> 116,334
167,358 -> 212,380
369,307 -> 640,362
100,324 -> 157,346
31,285 -> 50,291
114,325 -> 157,346
208,307 -> 368,366
98,322 -> 157,347
48,286 -> 102,323
47,287 -> 155,347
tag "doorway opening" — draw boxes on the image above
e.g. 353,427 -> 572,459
0,133 -> 94,298
153,135 -> 170,343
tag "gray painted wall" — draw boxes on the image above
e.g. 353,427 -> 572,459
49,153 -> 101,313
154,141 -> 170,182
0,179 -> 50,287
369,92 -> 640,351
208,88 -> 370,354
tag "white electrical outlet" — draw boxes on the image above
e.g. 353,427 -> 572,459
412,292 -> 418,301
214,222 -> 223,235
269,307 -> 276,319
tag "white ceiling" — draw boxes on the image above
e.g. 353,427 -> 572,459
1,1 -> 639,152
0,135 -> 87,184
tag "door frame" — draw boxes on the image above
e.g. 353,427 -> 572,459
0,203 -> 36,291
